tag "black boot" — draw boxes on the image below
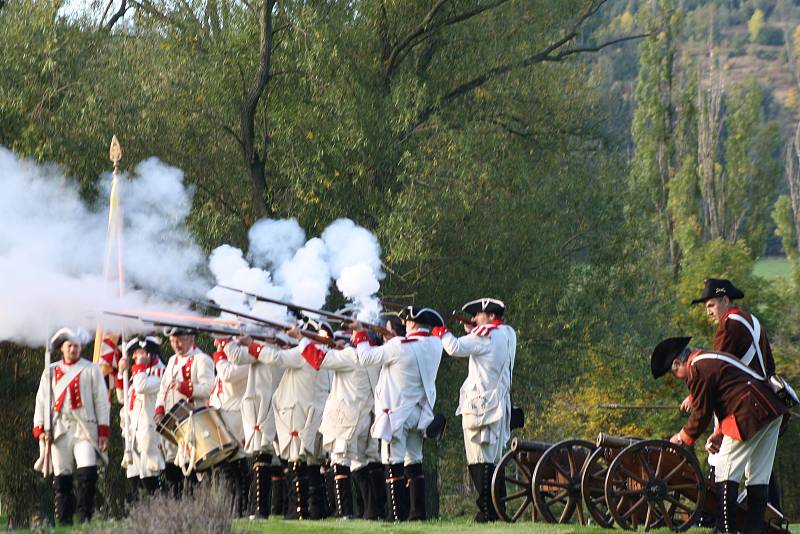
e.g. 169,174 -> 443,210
253,453 -> 272,519
386,463 -> 408,521
332,464 -> 354,518
744,485 -> 768,534
272,462 -> 287,516
75,466 -> 98,523
231,458 -> 251,518
768,475 -> 782,513
285,462 -> 308,520
366,463 -> 387,520
405,463 -> 426,521
716,480 -> 740,533
127,477 -> 141,503
141,476 -> 159,495
351,467 -> 366,518
307,464 -> 328,519
164,463 -> 183,499
468,463 -> 497,522
53,474 -> 75,525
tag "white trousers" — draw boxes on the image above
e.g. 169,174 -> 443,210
715,416 -> 781,486
463,418 -> 505,464
52,422 -> 96,476
381,406 -> 423,465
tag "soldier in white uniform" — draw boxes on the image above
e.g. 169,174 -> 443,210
238,321 -> 331,519
300,326 -> 383,519
433,298 -> 516,522
209,337 -> 250,516
219,334 -> 287,518
116,336 -> 166,498
33,328 -> 110,525
351,306 -> 444,521
154,327 -> 214,497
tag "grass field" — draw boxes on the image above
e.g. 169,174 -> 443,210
753,257 -> 794,281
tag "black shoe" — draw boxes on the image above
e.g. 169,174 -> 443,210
385,463 -> 408,521
53,474 -> 75,525
332,464 -> 354,518
75,466 -> 98,523
253,453 -> 272,519
405,463 -> 425,521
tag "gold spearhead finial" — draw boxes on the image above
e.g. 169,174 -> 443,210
109,136 -> 122,170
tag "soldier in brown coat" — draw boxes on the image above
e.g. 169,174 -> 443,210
652,337 -> 787,534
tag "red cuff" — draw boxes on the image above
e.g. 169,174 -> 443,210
177,381 -> 193,398
679,428 -> 696,446
432,326 -> 449,338
155,405 -> 165,416
131,364 -> 147,377
248,342 -> 263,358
352,331 -> 370,346
98,425 -> 111,438
214,338 -> 230,350
301,344 -> 326,371
115,375 -> 123,389
213,351 -> 228,365
33,426 -> 44,440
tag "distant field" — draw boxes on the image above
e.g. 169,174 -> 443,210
754,257 -> 794,281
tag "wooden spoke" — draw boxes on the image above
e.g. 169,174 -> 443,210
510,498 -> 532,522
512,455 -> 532,479
621,496 -> 646,520
559,498 -> 576,523
503,488 -> 528,502
618,465 -> 646,485
654,448 -> 665,478
664,483 -> 699,492
636,449 -> 656,479
663,457 -> 688,481
663,493 -> 693,513
656,500 -> 674,530
644,503 -> 654,531
544,489 -> 568,507
567,448 -> 577,474
505,475 -> 528,488
550,459 -> 571,480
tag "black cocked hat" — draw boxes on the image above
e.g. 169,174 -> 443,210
651,336 -> 692,379
400,306 -> 445,328
462,298 -> 505,316
691,279 -> 744,305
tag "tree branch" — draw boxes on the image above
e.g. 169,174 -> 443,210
104,0 -> 128,30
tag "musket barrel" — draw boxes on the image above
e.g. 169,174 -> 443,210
596,432 -> 641,449
511,437 -> 552,453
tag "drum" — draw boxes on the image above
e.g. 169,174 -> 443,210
156,399 -> 192,445
173,407 -> 239,471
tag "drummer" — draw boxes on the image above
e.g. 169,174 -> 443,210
116,336 -> 166,498
154,327 -> 214,497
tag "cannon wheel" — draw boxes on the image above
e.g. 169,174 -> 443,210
531,439 -> 595,524
604,439 -> 705,531
580,447 -> 614,528
491,448 -> 535,522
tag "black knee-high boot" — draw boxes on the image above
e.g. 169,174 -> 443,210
285,462 -> 308,520
744,485 -> 768,534
385,463 -> 408,521
253,453 -> 272,519
163,463 -> 183,499
54,474 -> 75,525
768,475 -> 781,512
332,464 -> 354,518
230,458 -> 251,517
307,464 -> 328,519
405,463 -> 426,521
716,480 -> 740,533
351,467 -> 366,518
468,463 -> 497,522
367,463 -> 387,520
141,476 -> 159,495
127,477 -> 141,503
271,462 -> 287,516
75,466 -> 98,523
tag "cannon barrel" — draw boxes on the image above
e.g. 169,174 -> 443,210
596,432 -> 641,449
511,437 -> 552,453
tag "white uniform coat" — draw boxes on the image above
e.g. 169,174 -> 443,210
117,360 -> 166,477
223,341 -> 283,455
355,331 -> 442,442
440,321 -> 516,463
250,340 -> 331,462
33,358 -> 110,475
209,349 -> 249,459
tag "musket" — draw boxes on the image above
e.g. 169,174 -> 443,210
41,339 -> 52,477
447,310 -> 476,326
103,312 -> 298,347
120,337 -> 133,468
217,284 -> 393,337
594,403 -> 677,410
203,302 -> 337,347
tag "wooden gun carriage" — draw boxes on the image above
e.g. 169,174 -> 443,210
489,432 -> 791,532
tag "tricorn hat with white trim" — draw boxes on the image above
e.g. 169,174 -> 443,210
300,316 -> 334,337
691,279 -> 744,305
651,336 -> 692,379
49,327 -> 90,352
462,298 -> 505,316
124,336 -> 162,358
399,306 -> 445,328
162,326 -> 196,337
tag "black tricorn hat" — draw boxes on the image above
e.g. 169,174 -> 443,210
651,336 -> 692,379
691,278 -> 744,305
400,306 -> 445,328
462,298 -> 505,316
163,326 -> 196,337
124,336 -> 162,358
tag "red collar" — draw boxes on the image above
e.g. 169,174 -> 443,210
61,357 -> 80,366
488,319 -> 504,325
721,306 -> 742,323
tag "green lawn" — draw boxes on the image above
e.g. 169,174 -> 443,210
753,257 -> 794,281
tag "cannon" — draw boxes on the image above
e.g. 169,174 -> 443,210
490,437 -> 594,523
